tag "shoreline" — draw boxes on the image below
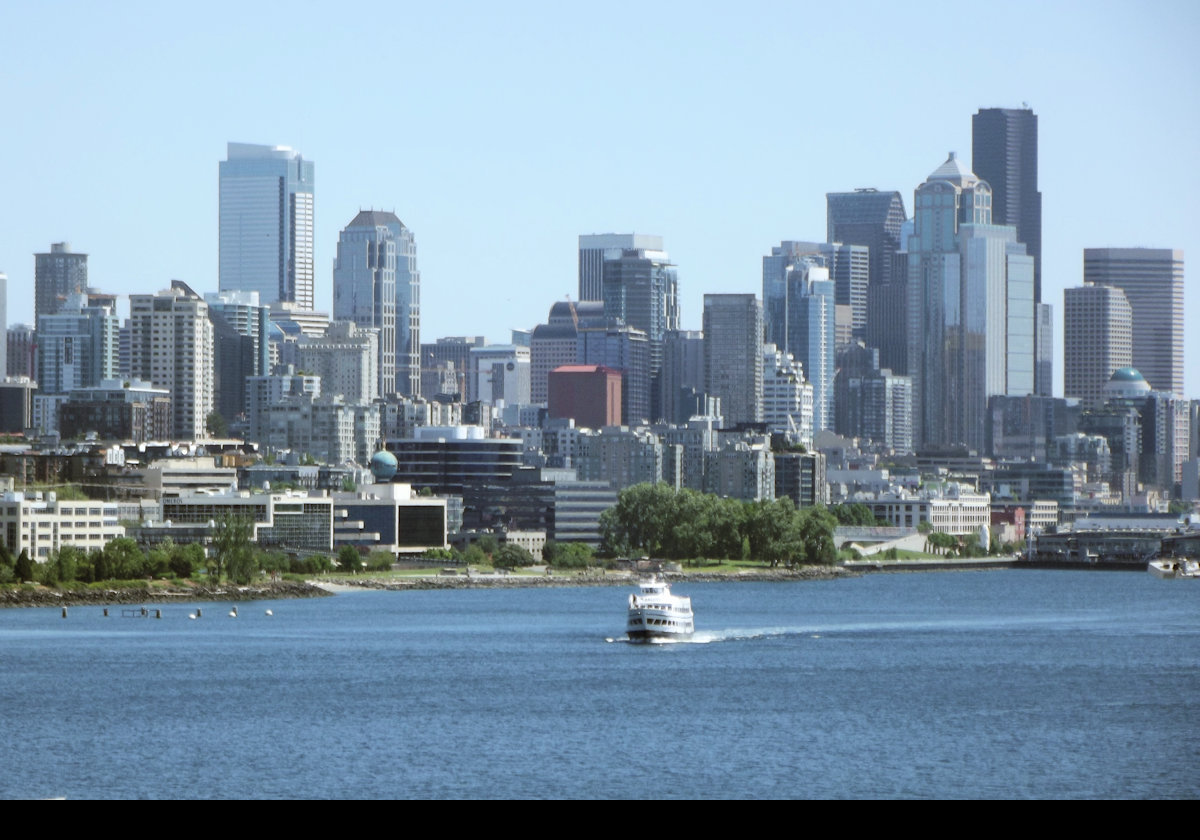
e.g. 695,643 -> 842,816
334,565 -> 853,591
0,580 -> 331,609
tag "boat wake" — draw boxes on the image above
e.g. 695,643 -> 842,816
607,627 -> 822,644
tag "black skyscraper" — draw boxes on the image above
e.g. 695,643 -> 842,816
972,108 -> 1042,302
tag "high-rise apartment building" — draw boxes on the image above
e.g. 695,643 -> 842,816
973,107 -> 1047,396
703,294 -> 763,428
762,343 -> 814,447
1064,283 -> 1133,410
129,285 -> 215,440
578,234 -> 663,302
219,142 -> 315,309
907,153 -> 1034,452
297,321 -> 379,404
1083,248 -> 1184,396
35,294 -> 118,395
34,242 -> 88,323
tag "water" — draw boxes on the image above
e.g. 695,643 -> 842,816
0,570 -> 1196,799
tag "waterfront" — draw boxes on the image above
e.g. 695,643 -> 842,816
0,569 -> 1195,799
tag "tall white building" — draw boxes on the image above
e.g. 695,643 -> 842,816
1064,283 -> 1133,410
219,143 -> 315,309
762,343 -> 814,447
129,284 -> 215,440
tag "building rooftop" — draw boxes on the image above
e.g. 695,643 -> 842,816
926,152 -> 978,187
347,209 -> 405,229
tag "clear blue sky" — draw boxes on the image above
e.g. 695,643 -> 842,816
3,1 -> 1198,396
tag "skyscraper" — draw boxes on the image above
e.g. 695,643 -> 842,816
972,109 -> 1042,296
34,242 -> 88,323
907,153 -> 1034,452
764,241 -> 868,345
129,284 -> 215,440
205,289 -> 271,423
703,294 -> 763,427
600,242 -> 679,421
578,234 -> 663,301
35,294 -> 118,395
1083,248 -> 1184,396
762,244 -> 837,431
825,189 -> 907,289
219,142 -> 315,309
1064,283 -> 1133,410
973,108 -> 1047,396
331,210 -> 420,396
334,211 -> 397,397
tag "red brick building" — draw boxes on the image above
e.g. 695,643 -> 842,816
548,365 -> 622,430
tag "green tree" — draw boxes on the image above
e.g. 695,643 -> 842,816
103,538 -> 147,579
170,543 -> 206,579
461,544 -> 487,566
211,513 -> 255,583
365,550 -> 394,571
549,541 -> 594,568
206,411 -> 230,438
475,534 -> 499,558
795,507 -> 838,566
52,545 -> 82,583
337,545 -> 362,574
493,543 -> 535,569
15,549 -> 33,583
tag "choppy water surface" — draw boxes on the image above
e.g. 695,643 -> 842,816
1,570 -> 1196,799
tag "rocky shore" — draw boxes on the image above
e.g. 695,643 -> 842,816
0,580 -> 331,609
336,565 -> 853,592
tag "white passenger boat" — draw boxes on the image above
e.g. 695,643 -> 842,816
627,576 -> 694,641
1148,558 -> 1200,579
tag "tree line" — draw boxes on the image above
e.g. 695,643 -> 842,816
597,483 -> 838,566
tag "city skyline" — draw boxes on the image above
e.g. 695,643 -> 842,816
3,3 -> 1198,396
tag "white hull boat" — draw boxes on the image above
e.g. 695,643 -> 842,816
1148,558 -> 1200,579
627,576 -> 694,641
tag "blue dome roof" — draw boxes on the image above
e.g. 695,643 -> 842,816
1110,367 -> 1145,382
370,450 -> 398,481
